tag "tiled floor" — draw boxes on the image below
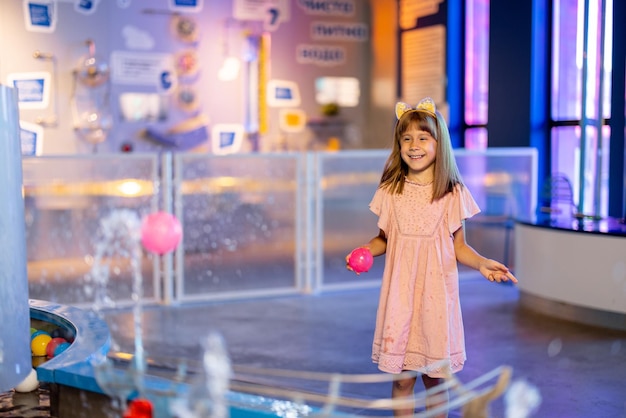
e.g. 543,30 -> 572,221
100,273 -> 626,417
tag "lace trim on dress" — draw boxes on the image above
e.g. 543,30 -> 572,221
372,350 -> 466,378
404,177 -> 433,186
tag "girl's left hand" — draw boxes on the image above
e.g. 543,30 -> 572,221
480,260 -> 518,284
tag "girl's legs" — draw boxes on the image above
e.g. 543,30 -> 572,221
422,375 -> 449,418
392,375 -> 417,417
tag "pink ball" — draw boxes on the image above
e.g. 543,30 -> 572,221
141,212 -> 183,255
349,247 -> 373,273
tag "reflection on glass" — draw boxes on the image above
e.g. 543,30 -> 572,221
550,125 -> 610,217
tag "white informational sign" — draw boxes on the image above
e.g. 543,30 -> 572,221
168,0 -> 203,13
296,44 -> 346,67
20,121 -> 44,156
110,51 -> 174,87
211,124 -> 244,155
267,80 -> 301,107
234,0 -> 290,24
23,0 -> 57,33
7,72 -> 51,109
296,0 -> 354,16
310,22 -> 368,41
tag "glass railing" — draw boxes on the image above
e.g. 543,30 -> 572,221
22,148 -> 537,306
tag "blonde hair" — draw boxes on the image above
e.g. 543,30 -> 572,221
379,109 -> 463,201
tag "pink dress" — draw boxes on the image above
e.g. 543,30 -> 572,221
369,181 -> 480,378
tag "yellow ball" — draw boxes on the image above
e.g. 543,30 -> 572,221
31,334 -> 52,357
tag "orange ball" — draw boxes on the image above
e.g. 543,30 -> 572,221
31,334 -> 52,357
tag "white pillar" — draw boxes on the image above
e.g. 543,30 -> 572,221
0,85 -> 31,391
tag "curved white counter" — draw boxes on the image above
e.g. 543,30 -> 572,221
514,217 -> 626,331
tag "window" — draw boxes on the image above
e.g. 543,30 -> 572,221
551,0 -> 613,217
464,0 -> 490,150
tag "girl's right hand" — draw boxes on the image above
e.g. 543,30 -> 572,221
345,249 -> 357,274
346,246 -> 375,275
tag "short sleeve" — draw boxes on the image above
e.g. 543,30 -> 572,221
448,184 -> 481,234
369,187 -> 390,235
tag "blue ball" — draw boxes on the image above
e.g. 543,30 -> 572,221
54,342 -> 71,357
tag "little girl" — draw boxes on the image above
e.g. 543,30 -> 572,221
346,98 -> 517,417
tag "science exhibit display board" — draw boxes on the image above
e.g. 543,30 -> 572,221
1,0 -> 374,154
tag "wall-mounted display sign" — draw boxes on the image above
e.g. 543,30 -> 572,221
74,0 -> 101,15
119,93 -> 167,122
315,76 -> 360,107
267,80 -> 301,107
169,0 -> 203,13
296,44 -> 346,67
111,51 -> 173,87
279,109 -> 306,133
6,72 -> 51,109
310,22 -> 368,41
211,124 -> 244,155
20,121 -> 44,156
23,0 -> 57,33
234,0 -> 290,26
297,0 -> 354,16
401,25 -> 445,105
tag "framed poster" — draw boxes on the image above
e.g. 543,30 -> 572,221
20,121 -> 44,156
267,80 -> 301,107
23,0 -> 57,33
279,109 -> 306,133
7,72 -> 52,109
211,124 -> 244,155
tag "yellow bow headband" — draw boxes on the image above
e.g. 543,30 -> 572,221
395,97 -> 437,119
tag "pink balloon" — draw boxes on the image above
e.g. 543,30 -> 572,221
141,212 -> 183,255
348,247 -> 373,273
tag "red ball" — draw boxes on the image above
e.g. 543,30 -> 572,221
348,247 -> 373,273
46,337 -> 67,358
140,212 -> 183,255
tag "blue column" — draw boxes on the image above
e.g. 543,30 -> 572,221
0,85 -> 31,391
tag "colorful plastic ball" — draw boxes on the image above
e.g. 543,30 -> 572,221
30,328 -> 37,335
46,337 -> 68,358
140,212 -> 183,255
124,398 -> 153,418
50,328 -> 64,339
30,330 -> 49,341
348,247 -> 374,274
31,334 -> 52,357
14,369 -> 38,393
53,342 -> 71,357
